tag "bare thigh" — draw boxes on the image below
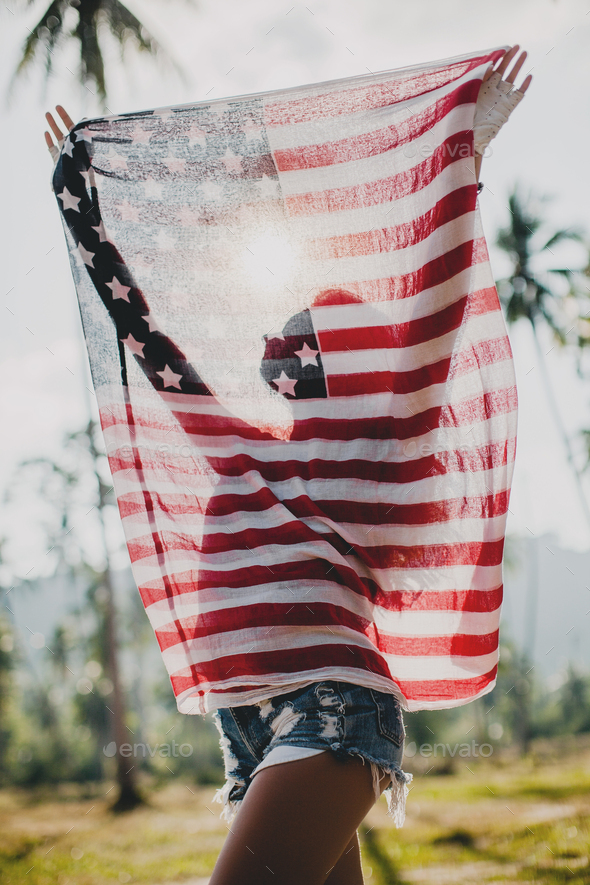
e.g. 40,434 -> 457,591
324,830 -> 363,885
209,751 -> 388,885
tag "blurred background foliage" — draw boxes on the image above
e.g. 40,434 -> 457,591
9,0 -> 193,107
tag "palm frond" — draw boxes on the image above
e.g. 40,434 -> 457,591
101,0 -> 161,56
12,0 -> 69,81
10,0 -> 187,107
548,268 -> 578,281
540,315 -> 567,346
542,228 -> 585,252
495,185 -> 589,348
74,1 -> 106,103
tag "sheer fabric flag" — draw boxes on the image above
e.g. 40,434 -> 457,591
53,46 -> 517,714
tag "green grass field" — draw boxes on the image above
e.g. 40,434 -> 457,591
1,734 -> 589,884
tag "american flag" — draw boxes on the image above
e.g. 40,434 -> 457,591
53,45 -> 516,714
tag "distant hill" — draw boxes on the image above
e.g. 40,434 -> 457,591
501,534 -> 590,681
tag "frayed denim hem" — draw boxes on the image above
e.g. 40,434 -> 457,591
212,743 -> 413,829
328,742 -> 413,828
212,776 -> 245,825
381,765 -> 413,828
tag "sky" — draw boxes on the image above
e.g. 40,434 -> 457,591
2,0 -> 590,592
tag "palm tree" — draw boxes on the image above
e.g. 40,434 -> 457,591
495,185 -> 590,532
10,0 -> 189,107
73,417 -> 145,811
8,421 -> 144,810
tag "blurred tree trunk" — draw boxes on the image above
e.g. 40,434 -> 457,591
86,417 -> 143,811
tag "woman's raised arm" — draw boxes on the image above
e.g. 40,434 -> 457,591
474,44 -> 533,182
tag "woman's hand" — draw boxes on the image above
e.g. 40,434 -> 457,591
483,44 -> 532,94
44,105 -> 75,163
475,45 -> 532,181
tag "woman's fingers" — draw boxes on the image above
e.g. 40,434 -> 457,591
56,105 -> 75,131
519,73 -> 533,94
505,50 -> 527,84
44,106 -> 75,149
45,111 -> 64,143
489,46 -> 532,93
495,44 -> 520,78
482,62 -> 495,83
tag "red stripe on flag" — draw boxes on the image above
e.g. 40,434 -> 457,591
306,186 -> 475,262
169,642 -> 395,690
102,385 -> 516,448
156,601 -> 372,648
367,629 -> 499,657
326,337 -> 513,397
264,51 -> 503,127
319,291 -> 469,353
371,585 -> 503,613
312,237 -> 491,303
394,665 -> 498,701
139,558 -> 374,606
285,131 -> 474,217
139,566 -> 503,612
278,488 -> 512,526
126,519 -> 505,569
274,81 -> 480,172
112,438 -> 514,497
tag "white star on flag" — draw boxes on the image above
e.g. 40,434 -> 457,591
157,365 -> 183,389
164,158 -> 186,176
258,174 -> 279,199
91,221 -> 109,242
179,205 -> 198,226
122,334 -> 145,358
78,243 -> 95,267
273,371 -> 297,396
109,156 -> 128,172
242,120 -> 262,142
106,277 -> 131,301
199,180 -> 224,203
221,147 -> 243,174
75,127 -> 93,144
155,228 -> 176,251
190,128 -> 208,149
294,342 -> 319,367
266,329 -> 285,341
118,201 -> 140,223
142,313 -> 162,333
57,187 -> 81,212
131,123 -> 153,144
62,138 -> 75,158
143,179 -> 163,200
80,167 -> 98,189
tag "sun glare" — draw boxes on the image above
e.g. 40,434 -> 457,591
242,232 -> 298,286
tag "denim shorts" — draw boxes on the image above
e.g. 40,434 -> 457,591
212,680 -> 413,828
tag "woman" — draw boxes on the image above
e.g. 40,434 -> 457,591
44,44 -> 531,885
